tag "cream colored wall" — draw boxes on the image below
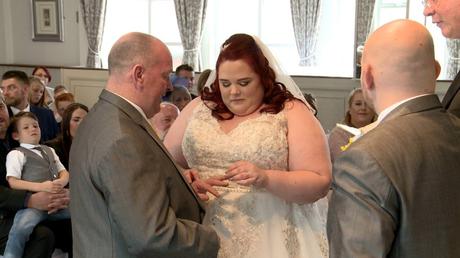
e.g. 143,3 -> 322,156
0,0 -> 87,66
0,65 -> 452,132
56,70 -> 452,132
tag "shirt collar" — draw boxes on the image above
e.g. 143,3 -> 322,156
377,94 -> 431,123
10,104 -> 30,115
109,91 -> 149,122
20,143 -> 40,149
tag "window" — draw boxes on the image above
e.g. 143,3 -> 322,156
101,0 -> 453,79
371,0 -> 450,80
201,0 -> 356,77
101,0 -> 356,77
101,0 -> 183,69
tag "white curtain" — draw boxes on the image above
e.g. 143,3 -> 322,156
446,39 -> 460,80
355,0 -> 376,47
80,0 -> 107,68
174,0 -> 207,70
290,0 -> 321,66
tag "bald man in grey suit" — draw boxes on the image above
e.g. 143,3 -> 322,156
69,32 -> 219,258
327,20 -> 460,258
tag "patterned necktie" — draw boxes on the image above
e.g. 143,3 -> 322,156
34,146 -> 50,164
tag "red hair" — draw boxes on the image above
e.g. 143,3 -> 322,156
32,66 -> 52,83
201,34 -> 296,120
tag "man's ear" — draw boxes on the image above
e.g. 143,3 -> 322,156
434,59 -> 441,79
361,64 -> 374,91
132,64 -> 145,90
12,132 -> 19,141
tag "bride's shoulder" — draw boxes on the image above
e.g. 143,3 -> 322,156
283,99 -> 316,122
179,97 -> 202,115
283,99 -> 312,113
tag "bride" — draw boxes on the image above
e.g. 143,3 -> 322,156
164,33 -> 330,258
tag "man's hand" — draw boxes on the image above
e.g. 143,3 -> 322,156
192,176 -> 228,201
183,169 -> 200,184
48,188 -> 70,214
183,169 -> 229,201
27,188 -> 70,214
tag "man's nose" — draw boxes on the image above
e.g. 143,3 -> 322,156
423,6 -> 434,17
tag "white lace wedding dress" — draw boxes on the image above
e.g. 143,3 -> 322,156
182,102 -> 329,258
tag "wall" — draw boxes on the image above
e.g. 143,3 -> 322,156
0,1 -> 5,62
0,64 -> 452,131
0,0 -> 87,66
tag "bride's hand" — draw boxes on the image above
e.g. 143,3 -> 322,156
224,161 -> 268,188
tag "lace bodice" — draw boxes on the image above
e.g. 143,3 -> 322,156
182,102 -> 288,190
181,102 -> 328,258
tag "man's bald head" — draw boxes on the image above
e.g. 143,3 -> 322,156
108,32 -> 167,75
361,20 -> 440,113
362,20 -> 438,91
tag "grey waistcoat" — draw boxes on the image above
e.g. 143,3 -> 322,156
16,146 -> 59,183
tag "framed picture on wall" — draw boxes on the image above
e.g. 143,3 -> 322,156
31,0 -> 64,42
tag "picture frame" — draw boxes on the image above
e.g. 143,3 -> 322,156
31,0 -> 64,42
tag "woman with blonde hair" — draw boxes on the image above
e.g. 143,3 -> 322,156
328,88 -> 376,162
28,77 -> 47,108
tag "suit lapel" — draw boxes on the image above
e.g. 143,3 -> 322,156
99,90 -> 206,211
442,70 -> 460,109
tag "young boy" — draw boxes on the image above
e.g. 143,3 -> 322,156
4,112 -> 69,258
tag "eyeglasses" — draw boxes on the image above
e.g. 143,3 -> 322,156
422,0 -> 437,8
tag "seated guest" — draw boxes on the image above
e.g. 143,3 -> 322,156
3,112 -> 70,258
328,88 -> 376,162
52,85 -> 68,123
175,64 -> 195,91
162,74 -> 188,102
0,92 -> 72,258
53,85 -> 68,98
328,19 -> 460,258
1,71 -> 59,142
32,67 -> 54,108
28,77 -> 47,108
148,102 -> 180,140
170,86 -> 192,111
54,93 -> 75,121
196,69 -> 212,96
46,103 -> 88,169
32,66 -> 51,87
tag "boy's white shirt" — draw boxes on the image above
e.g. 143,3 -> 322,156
6,143 -> 65,179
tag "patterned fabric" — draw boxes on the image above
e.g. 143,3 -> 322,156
80,0 -> 107,68
182,102 -> 328,258
356,0 -> 376,47
446,39 -> 460,80
174,0 -> 207,69
290,0 -> 321,66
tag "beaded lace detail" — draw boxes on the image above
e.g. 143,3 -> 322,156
183,102 -> 328,258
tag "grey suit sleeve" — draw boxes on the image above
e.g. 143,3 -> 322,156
327,148 -> 399,258
94,137 -> 219,257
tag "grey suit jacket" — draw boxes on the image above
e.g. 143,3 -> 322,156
69,90 -> 219,258
443,70 -> 460,118
328,94 -> 460,258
